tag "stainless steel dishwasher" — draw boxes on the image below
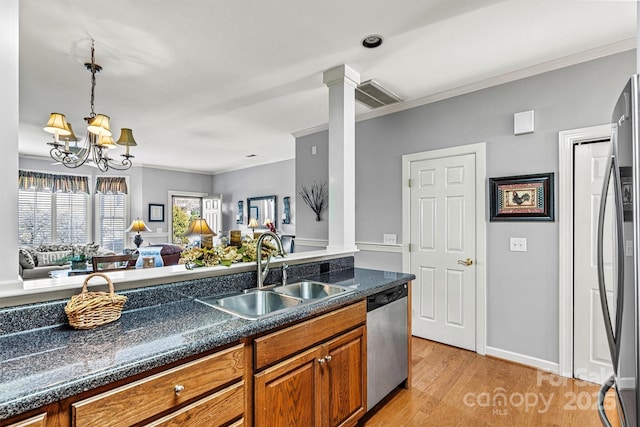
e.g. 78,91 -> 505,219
366,283 -> 409,411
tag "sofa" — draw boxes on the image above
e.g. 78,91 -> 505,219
136,244 -> 184,266
19,243 -> 115,280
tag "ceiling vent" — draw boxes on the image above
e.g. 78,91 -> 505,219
355,80 -> 403,109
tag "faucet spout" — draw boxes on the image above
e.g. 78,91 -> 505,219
256,231 -> 286,288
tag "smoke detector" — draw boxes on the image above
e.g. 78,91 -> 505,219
355,80 -> 403,109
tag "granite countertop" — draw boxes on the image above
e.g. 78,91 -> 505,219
0,267 -> 414,421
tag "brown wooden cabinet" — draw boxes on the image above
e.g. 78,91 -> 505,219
71,343 -> 245,427
254,302 -> 366,427
4,413 -> 47,427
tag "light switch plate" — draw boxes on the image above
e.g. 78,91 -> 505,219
383,234 -> 397,245
510,237 -> 527,252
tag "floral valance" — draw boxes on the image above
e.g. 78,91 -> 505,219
95,176 -> 128,194
18,170 -> 89,194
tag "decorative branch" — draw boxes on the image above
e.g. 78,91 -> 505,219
299,181 -> 328,221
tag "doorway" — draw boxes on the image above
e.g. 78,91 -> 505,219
402,143 -> 487,354
558,124 -> 616,380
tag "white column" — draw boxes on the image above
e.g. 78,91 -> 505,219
323,65 -> 360,252
0,0 -> 21,291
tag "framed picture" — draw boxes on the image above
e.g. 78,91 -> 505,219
489,173 -> 554,221
148,203 -> 164,222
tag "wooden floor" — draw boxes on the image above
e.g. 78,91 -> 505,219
360,337 -> 620,427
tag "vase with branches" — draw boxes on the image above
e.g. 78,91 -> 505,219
299,181 -> 328,221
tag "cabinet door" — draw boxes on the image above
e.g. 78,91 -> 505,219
5,413 -> 47,427
323,326 -> 366,427
254,346 -> 322,427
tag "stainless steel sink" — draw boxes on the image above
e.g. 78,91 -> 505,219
196,281 -> 353,320
197,290 -> 302,320
273,281 -> 350,300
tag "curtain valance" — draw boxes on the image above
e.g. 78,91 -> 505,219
18,170 -> 90,194
95,176 -> 128,194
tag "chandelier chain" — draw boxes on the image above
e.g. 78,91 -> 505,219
89,39 -> 96,118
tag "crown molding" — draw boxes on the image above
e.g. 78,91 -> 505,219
292,38 -> 636,139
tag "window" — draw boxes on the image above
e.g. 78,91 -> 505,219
18,171 -> 90,246
171,194 -> 203,245
95,177 -> 129,253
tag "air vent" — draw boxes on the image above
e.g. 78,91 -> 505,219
355,80 -> 402,109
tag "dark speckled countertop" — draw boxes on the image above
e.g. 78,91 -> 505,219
0,266 -> 413,421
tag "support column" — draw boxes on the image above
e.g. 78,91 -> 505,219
0,0 -> 21,291
323,65 -> 360,251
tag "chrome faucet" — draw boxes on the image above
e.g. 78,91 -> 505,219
281,262 -> 289,286
256,231 -> 286,288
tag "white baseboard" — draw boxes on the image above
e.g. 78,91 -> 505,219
485,345 -> 559,374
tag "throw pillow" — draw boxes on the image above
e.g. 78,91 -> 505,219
18,248 -> 35,269
35,250 -> 72,266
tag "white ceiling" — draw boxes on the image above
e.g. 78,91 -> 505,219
18,0 -> 637,174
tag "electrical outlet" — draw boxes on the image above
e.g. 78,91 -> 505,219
510,237 -> 527,252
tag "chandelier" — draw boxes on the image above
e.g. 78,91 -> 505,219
43,40 -> 137,172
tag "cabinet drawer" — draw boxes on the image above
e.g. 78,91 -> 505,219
5,413 -> 47,427
72,344 -> 244,427
145,380 -> 244,427
254,301 -> 365,369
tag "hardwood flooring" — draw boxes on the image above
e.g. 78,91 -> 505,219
359,337 -> 620,427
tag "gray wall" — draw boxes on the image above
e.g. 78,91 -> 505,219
212,159 -> 296,236
295,50 -> 636,364
139,167 -> 214,234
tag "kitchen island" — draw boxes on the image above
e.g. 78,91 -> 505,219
0,258 -> 413,426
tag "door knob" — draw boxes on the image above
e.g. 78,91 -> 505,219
457,258 -> 473,266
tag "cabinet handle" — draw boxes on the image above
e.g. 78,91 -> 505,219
318,358 -> 325,365
174,385 -> 185,395
325,355 -> 332,362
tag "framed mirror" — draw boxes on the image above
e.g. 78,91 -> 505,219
247,195 -> 277,229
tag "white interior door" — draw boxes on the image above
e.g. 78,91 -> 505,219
574,141 -> 614,384
203,196 -> 222,235
410,153 -> 476,351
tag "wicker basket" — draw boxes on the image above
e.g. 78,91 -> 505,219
65,273 -> 127,330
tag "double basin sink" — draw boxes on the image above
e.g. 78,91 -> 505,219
196,281 -> 353,320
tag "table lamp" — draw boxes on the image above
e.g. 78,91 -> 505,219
248,218 -> 259,235
126,218 -> 151,248
184,218 -> 216,248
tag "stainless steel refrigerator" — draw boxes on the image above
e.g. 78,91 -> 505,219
597,74 -> 639,426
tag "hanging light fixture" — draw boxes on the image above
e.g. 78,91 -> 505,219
44,39 -> 137,172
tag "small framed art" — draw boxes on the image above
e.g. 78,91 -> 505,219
489,173 -> 554,221
149,203 -> 165,222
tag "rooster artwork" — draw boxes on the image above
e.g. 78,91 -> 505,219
505,189 -> 535,208
490,173 -> 554,221
511,191 -> 530,205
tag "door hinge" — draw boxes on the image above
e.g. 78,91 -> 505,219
408,178 -> 412,188
408,243 -> 413,252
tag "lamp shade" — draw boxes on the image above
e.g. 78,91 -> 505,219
63,122 -> 79,142
87,114 -> 112,137
43,113 -> 71,136
126,218 -> 151,233
184,218 -> 216,236
97,135 -> 117,149
116,128 -> 138,146
248,218 -> 259,229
